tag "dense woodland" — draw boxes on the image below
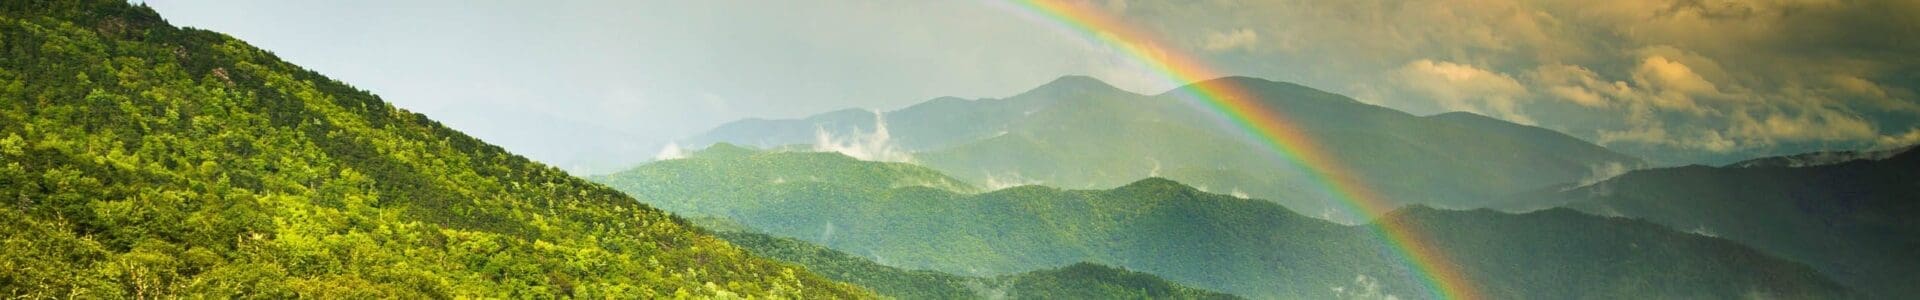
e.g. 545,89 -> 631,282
714,229 -> 1241,300
0,1 -> 868,298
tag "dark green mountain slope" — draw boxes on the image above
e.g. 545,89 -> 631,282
1544,147 -> 1920,297
679,76 -> 1644,223
596,146 -> 1850,299
0,2 -> 866,298
713,230 -> 1242,300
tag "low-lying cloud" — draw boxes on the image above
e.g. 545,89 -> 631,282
813,110 -> 914,162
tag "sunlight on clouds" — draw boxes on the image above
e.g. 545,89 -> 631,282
1390,59 -> 1535,124
1201,28 -> 1260,52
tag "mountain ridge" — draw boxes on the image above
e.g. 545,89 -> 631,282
1536,146 -> 1920,297
595,145 -> 1850,299
679,74 -> 1646,222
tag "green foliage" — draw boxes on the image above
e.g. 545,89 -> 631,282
598,146 -> 1853,299
713,230 -> 1241,300
592,144 -> 978,216
0,2 -> 869,298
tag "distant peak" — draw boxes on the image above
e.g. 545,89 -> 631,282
692,142 -> 759,158
1027,75 -> 1124,95
1160,76 -> 1367,107
1171,76 -> 1298,92
1115,177 -> 1199,193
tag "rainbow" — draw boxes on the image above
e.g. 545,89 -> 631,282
992,1 -> 1481,299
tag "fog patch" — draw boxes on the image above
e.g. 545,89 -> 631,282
965,280 -> 1011,300
1567,162 -> 1634,190
1147,157 -> 1163,177
813,110 -> 913,162
985,172 -> 1043,191
817,222 -> 837,245
1331,274 -> 1400,300
653,142 -> 688,161
1230,188 -> 1250,199
1689,225 -> 1719,238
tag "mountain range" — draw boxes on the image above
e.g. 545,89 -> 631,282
1524,146 -> 1920,297
594,145 -> 1850,299
680,75 -> 1644,223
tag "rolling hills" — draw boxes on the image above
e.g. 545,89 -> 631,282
1539,146 -> 1920,297
679,75 -> 1644,223
712,229 -> 1242,300
595,145 -> 1851,299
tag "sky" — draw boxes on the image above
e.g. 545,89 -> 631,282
140,0 -> 1920,172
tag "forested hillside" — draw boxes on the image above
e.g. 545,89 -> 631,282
596,145 -> 1851,299
0,2 -> 866,298
714,230 -> 1241,300
1548,147 -> 1920,297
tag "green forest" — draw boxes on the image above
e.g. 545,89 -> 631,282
0,1 -> 867,298
713,229 -> 1241,300
595,145 -> 1853,299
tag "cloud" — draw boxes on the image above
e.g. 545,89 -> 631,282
1876,128 -> 1920,149
1390,59 -> 1535,124
983,172 -> 1043,191
1201,28 -> 1260,52
1729,109 -> 1876,143
653,142 -> 688,161
1630,55 -> 1717,111
1527,64 -> 1622,108
813,110 -> 914,162
1568,162 -> 1636,189
1104,0 -> 1920,161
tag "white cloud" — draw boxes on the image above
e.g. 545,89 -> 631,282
1629,55 -> 1717,112
813,110 -> 914,162
1568,161 -> 1635,189
653,142 -> 688,161
1201,28 -> 1261,52
1390,59 -> 1535,124
984,172 -> 1043,191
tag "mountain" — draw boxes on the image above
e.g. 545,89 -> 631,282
678,75 -> 1644,223
0,2 -> 866,298
595,146 -> 1850,299
712,229 -> 1242,300
1539,146 -> 1920,297
1724,145 -> 1916,168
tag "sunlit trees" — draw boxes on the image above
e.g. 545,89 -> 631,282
0,1 -> 870,298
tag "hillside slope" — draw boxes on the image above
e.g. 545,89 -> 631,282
596,146 -> 1850,299
0,2 -> 866,298
1546,147 -> 1920,297
714,230 -> 1242,300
